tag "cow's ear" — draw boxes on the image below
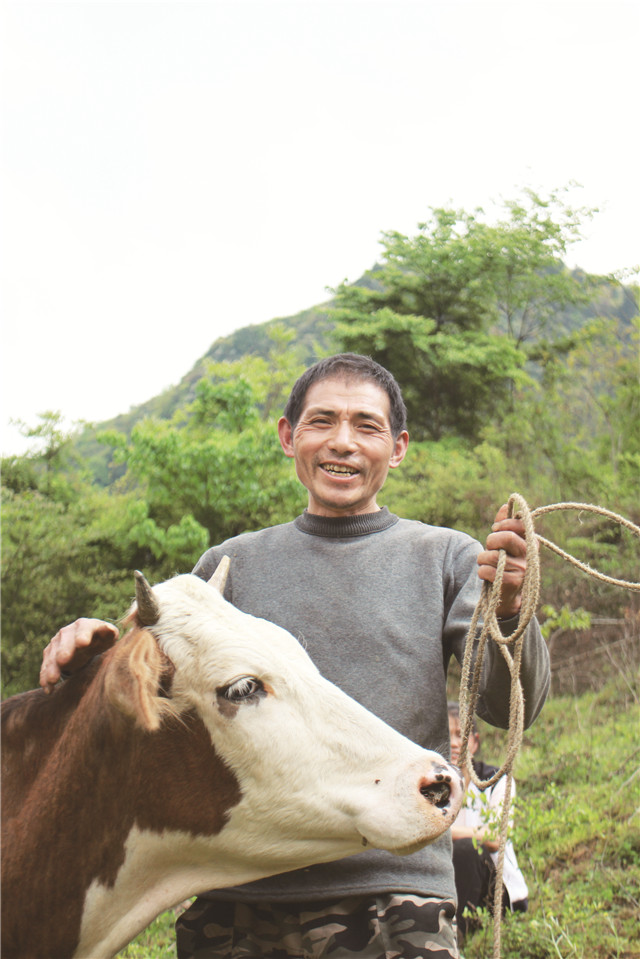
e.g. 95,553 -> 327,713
104,627 -> 176,731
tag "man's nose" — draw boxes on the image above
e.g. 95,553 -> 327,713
329,420 -> 357,452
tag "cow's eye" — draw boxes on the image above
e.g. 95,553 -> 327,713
219,677 -> 264,704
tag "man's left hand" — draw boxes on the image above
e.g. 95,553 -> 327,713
477,504 -> 531,619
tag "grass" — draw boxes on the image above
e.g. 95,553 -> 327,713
465,672 -> 640,958
117,906 -> 183,958
118,673 -> 640,959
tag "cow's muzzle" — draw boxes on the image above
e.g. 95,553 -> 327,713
419,764 -> 461,810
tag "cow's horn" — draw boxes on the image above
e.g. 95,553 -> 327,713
208,555 -> 230,594
134,570 -> 160,626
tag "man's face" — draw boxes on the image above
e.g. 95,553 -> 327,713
277,376 -> 409,517
448,715 -> 479,768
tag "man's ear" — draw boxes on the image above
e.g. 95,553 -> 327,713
277,417 -> 295,458
389,430 -> 409,469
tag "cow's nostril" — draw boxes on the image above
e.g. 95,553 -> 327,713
421,781 -> 451,808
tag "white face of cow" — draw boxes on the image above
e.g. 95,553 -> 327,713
145,571 -> 463,870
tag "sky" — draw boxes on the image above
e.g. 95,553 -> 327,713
2,0 -> 638,456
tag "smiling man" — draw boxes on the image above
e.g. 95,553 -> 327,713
41,353 -> 550,959
277,375 -> 409,517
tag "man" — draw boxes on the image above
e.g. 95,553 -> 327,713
40,353 -> 550,958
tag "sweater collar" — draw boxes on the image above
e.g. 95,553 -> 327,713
294,506 -> 399,538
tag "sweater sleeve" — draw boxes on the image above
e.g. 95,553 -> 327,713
477,613 -> 550,729
445,536 -> 550,731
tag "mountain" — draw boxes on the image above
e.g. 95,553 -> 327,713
73,266 -> 637,482
73,298 -> 337,481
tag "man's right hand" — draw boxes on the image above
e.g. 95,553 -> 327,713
39,619 -> 120,694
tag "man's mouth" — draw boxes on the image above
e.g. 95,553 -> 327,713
321,463 -> 359,477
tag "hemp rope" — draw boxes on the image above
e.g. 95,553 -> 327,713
457,495 -> 640,958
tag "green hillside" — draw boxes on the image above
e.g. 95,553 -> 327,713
96,270 -> 638,436
3,190 -> 637,698
73,265 -> 635,483
72,300 -> 335,481
463,673 -> 640,958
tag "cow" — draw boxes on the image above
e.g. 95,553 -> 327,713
1,560 -> 463,959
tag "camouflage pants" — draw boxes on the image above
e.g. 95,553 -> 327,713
175,894 -> 459,959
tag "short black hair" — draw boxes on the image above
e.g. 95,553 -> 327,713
283,353 -> 407,438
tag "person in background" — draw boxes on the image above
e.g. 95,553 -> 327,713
41,354 -> 548,959
448,701 -> 529,943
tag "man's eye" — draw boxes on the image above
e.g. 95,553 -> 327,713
218,677 -> 264,704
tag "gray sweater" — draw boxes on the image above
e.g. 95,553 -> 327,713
192,507 -> 550,903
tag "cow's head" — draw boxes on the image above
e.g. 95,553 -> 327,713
103,560 -> 463,863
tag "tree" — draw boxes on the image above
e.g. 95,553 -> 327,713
4,412 -> 87,500
101,344 -> 307,562
1,338 -> 310,694
1,473 -> 142,697
480,185 -> 596,347
330,187 -> 596,441
478,311 -> 639,616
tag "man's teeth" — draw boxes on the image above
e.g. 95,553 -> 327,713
323,464 -> 358,475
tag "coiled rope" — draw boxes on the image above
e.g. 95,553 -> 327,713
457,495 -> 640,958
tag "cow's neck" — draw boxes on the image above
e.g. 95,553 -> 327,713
74,826 -> 227,958
7,664 -> 241,959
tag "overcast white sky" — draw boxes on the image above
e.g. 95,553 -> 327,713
2,0 -> 638,456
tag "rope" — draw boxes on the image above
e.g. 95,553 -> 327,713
530,503 -> 640,592
457,495 -> 640,958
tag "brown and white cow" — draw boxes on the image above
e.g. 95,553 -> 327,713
1,561 -> 463,959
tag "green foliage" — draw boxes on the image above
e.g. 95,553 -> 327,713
1,339 -> 308,695
539,604 -> 592,641
117,906 -> 181,958
2,195 -> 638,698
330,188 -> 596,442
476,311 -> 639,614
1,483 -> 138,696
330,213 -> 524,441
73,320 -> 329,484
464,675 -> 640,958
8,411 -> 81,479
484,315 -> 639,498
3,412 -> 91,501
103,361 -> 306,554
483,185 -> 597,346
383,437 -> 515,540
